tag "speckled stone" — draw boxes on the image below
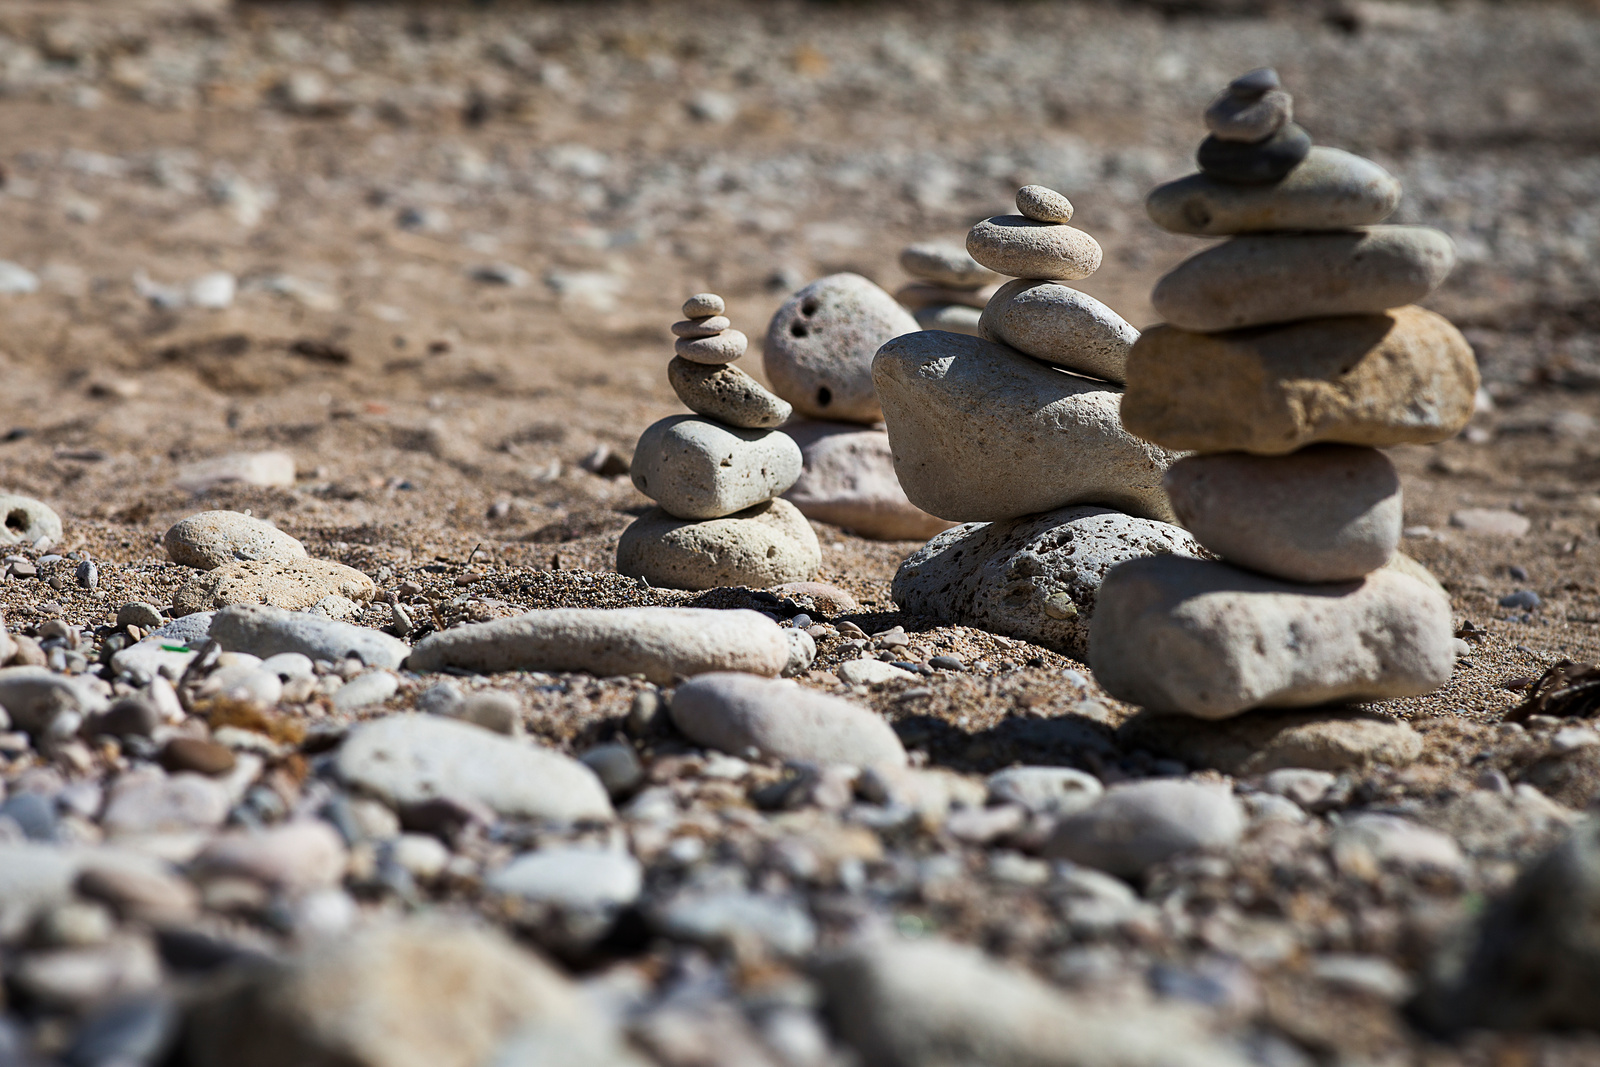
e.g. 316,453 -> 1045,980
965,216 -> 1102,281
978,279 -> 1138,383
667,358 -> 792,429
616,499 -> 821,591
164,511 -> 307,571
629,416 -> 803,521
764,273 -> 919,424
171,559 -> 376,617
1014,185 -> 1075,224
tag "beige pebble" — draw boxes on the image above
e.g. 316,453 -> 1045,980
978,279 -> 1137,383
667,358 -> 792,429
1146,147 -> 1401,237
164,511 -> 307,571
898,242 -> 999,289
630,415 -> 803,521
671,315 -> 731,339
1015,185 -> 1074,223
171,559 -> 376,617
966,216 -> 1101,281
782,420 -> 955,541
682,293 -> 725,318
674,329 -> 748,365
894,282 -> 997,311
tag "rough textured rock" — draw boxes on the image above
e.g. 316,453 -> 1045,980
1164,446 -> 1402,582
898,242 -> 999,289
0,494 -> 63,545
892,506 -> 1204,658
1121,306 -> 1479,455
171,559 -> 376,617
1151,226 -> 1456,331
816,937 -> 1249,1067
874,331 -> 1179,523
1147,147 -> 1401,236
667,358 -> 792,429
763,273 -> 919,424
182,920 -> 599,1067
1043,780 -> 1245,877
782,420 -> 953,541
164,511 -> 307,571
965,216 -> 1103,281
978,279 -> 1138,383
616,499 -> 821,591
1015,184 -> 1076,224
629,415 -> 803,521
670,672 -> 907,768
1088,557 -> 1455,718
337,715 -> 613,822
209,604 -> 409,670
406,606 -> 789,684
1120,708 -> 1423,775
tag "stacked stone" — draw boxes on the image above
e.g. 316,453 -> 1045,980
1089,70 -> 1480,719
893,242 -> 1000,337
875,186 -> 1201,658
616,293 -> 822,591
761,274 -> 951,541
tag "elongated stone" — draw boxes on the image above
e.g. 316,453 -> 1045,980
966,216 -> 1102,281
615,498 -> 821,591
873,331 -> 1178,523
171,559 -> 376,617
1152,226 -> 1455,332
1120,306 -> 1479,454
1147,148 -> 1401,236
164,511 -> 307,571
670,673 -> 907,768
1196,123 -> 1310,184
978,279 -> 1138,383
629,416 -> 802,521
1088,557 -> 1454,719
898,243 -> 998,289
667,359 -> 792,429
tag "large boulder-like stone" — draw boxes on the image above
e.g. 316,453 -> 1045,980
615,498 -> 821,591
782,420 -> 953,541
1120,306 -> 1479,455
764,273 -> 919,424
892,505 -> 1204,658
873,331 -> 1178,523
1146,147 -> 1401,237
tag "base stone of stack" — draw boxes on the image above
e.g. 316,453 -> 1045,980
912,304 -> 983,336
782,421 -> 954,541
1164,445 -> 1402,583
630,415 -> 803,521
616,499 -> 821,591
978,280 -> 1138,384
1119,706 -> 1422,776
1087,556 -> 1454,719
1121,306 -> 1479,454
1147,147 -> 1401,237
873,331 -> 1179,523
764,273 -> 919,424
891,505 -> 1204,659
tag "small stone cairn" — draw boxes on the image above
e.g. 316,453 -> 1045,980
616,293 -> 822,590
893,242 -> 1000,337
1089,69 -> 1481,718
878,186 -> 1199,657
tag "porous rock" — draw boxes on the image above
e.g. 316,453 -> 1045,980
671,672 -> 907,768
764,273 -> 919,424
171,559 -> 376,617
782,420 -> 954,541
0,494 -> 63,545
616,499 -> 821,591
979,279 -> 1138,383
164,511 -> 307,570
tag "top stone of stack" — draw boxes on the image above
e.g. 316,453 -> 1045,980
966,186 -> 1102,281
673,292 -> 748,365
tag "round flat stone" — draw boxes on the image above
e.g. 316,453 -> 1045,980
1197,123 -> 1312,184
616,498 -> 821,591
1147,147 -> 1400,236
671,316 -> 730,339
978,279 -> 1138,383
1151,226 -> 1456,332
682,293 -> 724,318
667,358 -> 791,429
674,329 -> 747,365
1015,185 -> 1074,224
898,243 -> 998,289
1205,88 -> 1292,143
966,216 -> 1102,281
629,415 -> 802,521
763,273 -> 918,424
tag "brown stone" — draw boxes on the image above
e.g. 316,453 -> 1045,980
172,558 -> 377,617
1120,707 -> 1423,775
158,737 -> 237,776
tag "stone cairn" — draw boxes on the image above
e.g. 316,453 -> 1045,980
762,274 -> 952,541
877,185 -> 1200,658
893,242 -> 1000,337
1089,69 -> 1481,718
616,293 -> 822,590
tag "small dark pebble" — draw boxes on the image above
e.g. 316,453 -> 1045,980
1198,122 -> 1311,184
1509,565 -> 1530,581
929,655 -> 966,671
1498,590 -> 1541,610
158,737 -> 237,776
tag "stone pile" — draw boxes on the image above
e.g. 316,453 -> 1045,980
1090,69 -> 1479,717
876,185 -> 1199,655
617,294 -> 822,589
763,273 -> 951,540
893,241 -> 1000,337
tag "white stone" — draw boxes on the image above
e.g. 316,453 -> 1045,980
164,511 -> 307,570
487,848 -> 642,909
209,604 -> 409,670
629,415 -> 803,521
987,767 -> 1103,816
616,499 -> 821,591
836,659 -> 917,686
782,421 -> 954,541
1449,508 -> 1531,538
1043,780 -> 1245,877
330,670 -> 399,711
1015,185 -> 1075,224
0,494 -> 63,545
673,328 -> 748,365
978,279 -> 1138,383
195,821 -> 348,893
667,359 -> 792,430
873,331 -> 1179,523
966,216 -> 1102,281
783,628 -> 817,676
764,273 -> 919,424
670,672 -> 907,767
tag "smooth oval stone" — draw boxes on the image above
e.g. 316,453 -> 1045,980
196,822 -> 347,893
1043,780 -> 1245,877
682,293 -> 724,318
674,328 -> 748,365
966,216 -> 1102,281
893,505 -> 1204,658
406,606 -> 789,684
1121,306 -> 1479,454
1152,226 -> 1456,332
1088,557 -> 1454,718
1015,184 -> 1075,224
615,498 -> 821,591
0,494 -> 62,545
667,358 -> 792,429
171,559 -> 376,617
209,604 -> 409,670
873,331 -> 1179,523
1147,147 -> 1401,236
488,848 -> 641,909
1165,446 -> 1402,582
894,282 -> 997,311
164,511 -> 307,571
782,421 -> 954,541
671,315 -> 730,339
1197,123 -> 1311,184
1205,87 -> 1292,142
912,304 -> 983,337
986,767 -> 1103,817
978,279 -> 1138,383
670,672 -> 907,768
898,243 -> 998,289
764,273 -> 919,424
630,415 -> 803,521
1229,67 -> 1281,94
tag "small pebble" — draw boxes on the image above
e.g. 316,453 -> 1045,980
158,738 -> 237,776
682,293 -> 725,318
1498,590 -> 1541,610
1014,184 -> 1074,224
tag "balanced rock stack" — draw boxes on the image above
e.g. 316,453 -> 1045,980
1089,69 -> 1479,718
762,274 -> 950,541
617,293 -> 821,590
876,186 -> 1200,656
893,242 -> 1000,337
